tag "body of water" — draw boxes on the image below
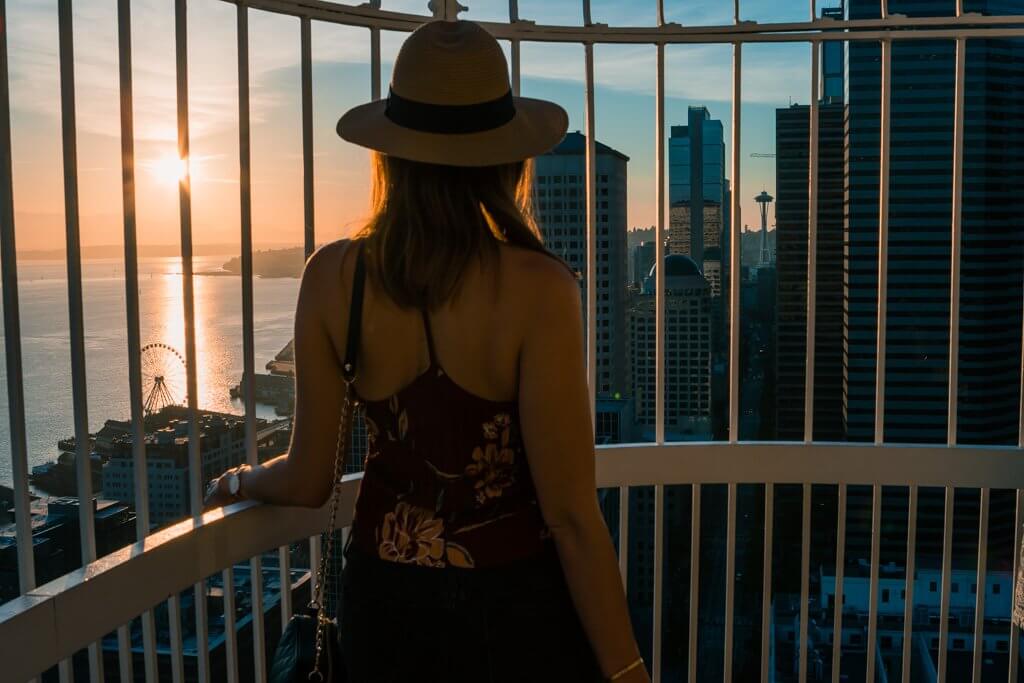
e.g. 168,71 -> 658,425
0,255 -> 300,488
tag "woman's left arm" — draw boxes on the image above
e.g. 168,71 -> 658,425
204,242 -> 349,510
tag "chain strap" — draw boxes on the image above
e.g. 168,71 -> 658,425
309,377 -> 356,682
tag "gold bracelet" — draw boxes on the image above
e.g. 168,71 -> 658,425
608,656 -> 644,681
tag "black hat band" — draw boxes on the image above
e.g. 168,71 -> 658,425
385,88 -> 516,134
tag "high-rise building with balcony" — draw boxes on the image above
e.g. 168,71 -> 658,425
844,0 -> 1024,444
775,100 -> 846,441
534,131 -> 630,397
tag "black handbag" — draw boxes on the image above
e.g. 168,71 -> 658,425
270,245 -> 365,683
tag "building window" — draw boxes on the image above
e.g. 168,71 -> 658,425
993,584 -> 1002,595
930,581 -> 937,592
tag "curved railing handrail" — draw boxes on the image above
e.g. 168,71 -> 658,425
4,440 -> 1023,680
236,0 -> 1024,42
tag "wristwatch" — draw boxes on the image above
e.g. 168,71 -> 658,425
225,466 -> 246,500
206,465 -> 246,502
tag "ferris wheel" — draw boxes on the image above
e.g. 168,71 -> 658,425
140,343 -> 187,415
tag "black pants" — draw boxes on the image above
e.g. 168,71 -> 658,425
338,541 -> 602,682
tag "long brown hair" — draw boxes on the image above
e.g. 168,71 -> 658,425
356,152 -> 553,310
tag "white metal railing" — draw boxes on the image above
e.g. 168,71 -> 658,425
0,1 -> 1023,683
4,442 -> 1024,683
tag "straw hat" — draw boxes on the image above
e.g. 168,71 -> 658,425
336,20 -> 568,167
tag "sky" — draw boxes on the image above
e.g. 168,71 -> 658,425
5,0 -> 827,252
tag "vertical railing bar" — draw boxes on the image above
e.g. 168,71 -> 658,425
656,0 -> 664,26
874,38 -> 891,446
174,1 -> 210,679
0,0 -> 35,601
279,546 -> 293,627
169,593 -> 185,683
510,39 -> 521,95
948,37 -> 966,448
881,0 -> 889,20
370,28 -> 381,101
729,42 -> 742,444
117,625 -> 133,683
58,1 -> 103,678
223,566 -> 240,683
805,39 -> 820,443
618,486 -> 629,584
938,486 -> 955,682
509,0 -> 521,96
831,485 -> 847,683
971,488 -> 989,683
799,484 -> 811,683
655,42 -> 666,444
249,569 -> 268,664
688,484 -> 701,683
301,16 -> 315,260
116,2 -> 160,676
584,42 -> 597,418
866,484 -> 882,683
653,484 -> 664,683
58,659 -> 73,683
583,0 -> 592,26
734,0 -> 740,23
141,611 -> 159,683
293,11 -> 315,633
236,3 -> 268,680
761,484 -> 774,683
1008,489 -> 1022,683
900,486 -> 918,683
57,0 -> 96,570
724,483 -> 737,681
310,534 -> 322,599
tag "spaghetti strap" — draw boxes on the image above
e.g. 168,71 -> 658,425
421,308 -> 438,368
342,242 -> 366,383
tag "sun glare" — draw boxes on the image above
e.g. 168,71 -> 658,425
148,154 -> 190,186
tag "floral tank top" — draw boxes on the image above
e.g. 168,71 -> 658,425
344,248 -> 551,570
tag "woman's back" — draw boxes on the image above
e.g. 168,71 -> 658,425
331,241 -> 539,406
327,241 -> 564,568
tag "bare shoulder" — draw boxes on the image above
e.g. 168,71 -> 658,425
497,243 -> 580,311
301,239 -> 351,287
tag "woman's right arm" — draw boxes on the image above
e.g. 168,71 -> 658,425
518,260 -> 649,683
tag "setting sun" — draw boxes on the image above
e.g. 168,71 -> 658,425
146,154 -> 190,186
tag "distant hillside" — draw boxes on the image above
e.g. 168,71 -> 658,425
222,247 -> 305,278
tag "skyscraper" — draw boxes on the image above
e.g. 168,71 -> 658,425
669,107 -> 727,267
534,132 -> 630,397
845,0 -> 1024,444
774,99 -> 845,441
628,255 -> 713,439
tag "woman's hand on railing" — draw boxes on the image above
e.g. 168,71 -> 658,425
202,464 -> 251,511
